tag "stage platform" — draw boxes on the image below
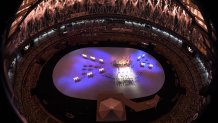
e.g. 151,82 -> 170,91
52,47 -> 165,100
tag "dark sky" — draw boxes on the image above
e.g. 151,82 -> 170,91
197,1 -> 218,123
0,1 -> 23,123
0,0 -> 217,123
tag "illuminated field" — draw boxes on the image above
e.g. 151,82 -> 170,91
52,47 -> 165,100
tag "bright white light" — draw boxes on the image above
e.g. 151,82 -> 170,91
47,29 -> 55,35
24,45 -> 30,50
152,26 -> 183,45
187,46 -> 193,53
140,62 -> 145,67
137,56 -> 141,60
42,33 -> 47,37
148,64 -> 153,69
90,56 -> 96,61
125,21 -> 132,25
87,72 -> 94,77
117,67 -> 135,80
12,58 -> 16,65
142,42 -> 149,45
63,31 -> 68,34
99,68 -> 105,73
82,54 -> 87,58
33,38 -> 39,43
142,54 -> 145,58
196,57 -> 209,83
99,59 -> 104,63
60,25 -> 65,29
116,67 -> 136,87
73,77 -> 80,82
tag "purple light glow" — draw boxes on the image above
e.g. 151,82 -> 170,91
53,47 -> 165,100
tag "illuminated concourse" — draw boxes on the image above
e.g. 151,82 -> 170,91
0,0 -> 217,123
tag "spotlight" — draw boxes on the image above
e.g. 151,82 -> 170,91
87,72 -> 94,77
99,68 -> 105,73
140,62 -> 145,67
73,77 -> 80,82
63,31 -> 68,34
148,64 -> 153,69
90,56 -> 96,61
142,42 -> 149,45
142,54 -> 145,58
99,59 -> 104,63
187,46 -> 193,53
82,54 -> 87,58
